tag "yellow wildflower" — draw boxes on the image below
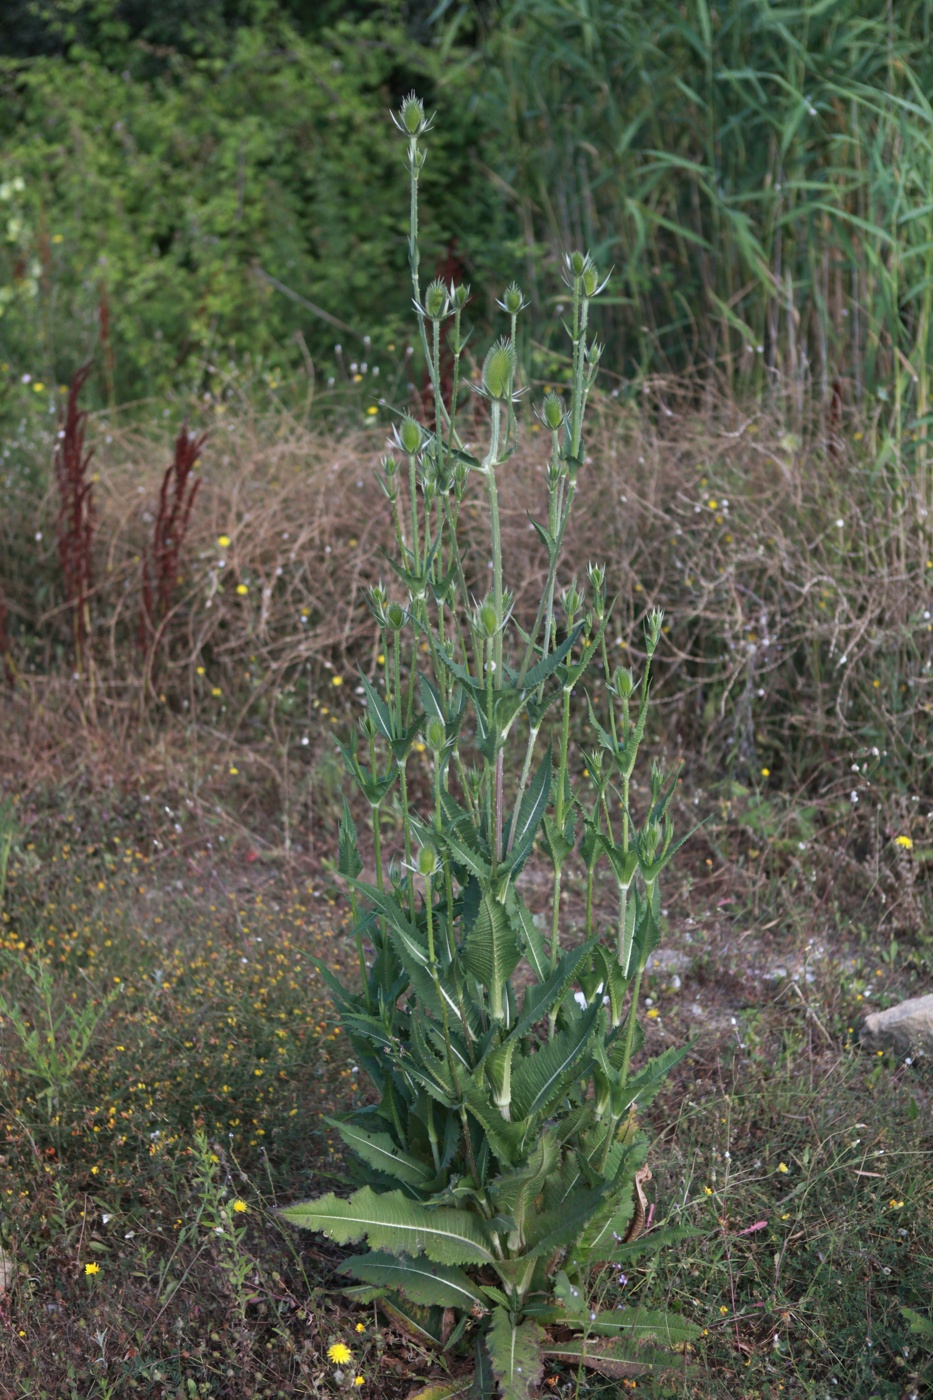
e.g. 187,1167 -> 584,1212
894,835 -> 913,849
218,535 -> 231,548
232,1199 -> 248,1213
777,1162 -> 789,1174
327,1342 -> 352,1365
236,583 -> 249,596
84,1262 -> 100,1276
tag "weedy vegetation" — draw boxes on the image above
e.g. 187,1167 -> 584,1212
278,95 -> 700,1395
1,23 -> 932,1400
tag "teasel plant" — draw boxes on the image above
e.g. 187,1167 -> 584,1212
281,94 -> 701,1397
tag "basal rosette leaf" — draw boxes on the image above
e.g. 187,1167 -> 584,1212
486,1307 -> 544,1400
326,1118 -> 434,1190
280,1186 -> 495,1265
337,1250 -> 485,1309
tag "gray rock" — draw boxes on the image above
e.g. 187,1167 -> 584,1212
859,993 -> 933,1057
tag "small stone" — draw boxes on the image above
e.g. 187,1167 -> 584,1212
859,993 -> 933,1057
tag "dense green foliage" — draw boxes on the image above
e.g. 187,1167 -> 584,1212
0,2 -> 505,407
5,0 -> 933,422
280,96 -> 699,1396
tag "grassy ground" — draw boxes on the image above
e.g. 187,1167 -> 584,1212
1,397 -> 932,1398
1,734 -> 930,1399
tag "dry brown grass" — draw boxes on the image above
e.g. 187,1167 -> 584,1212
1,387 -> 930,854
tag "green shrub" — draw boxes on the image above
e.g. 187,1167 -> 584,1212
280,95 -> 700,1396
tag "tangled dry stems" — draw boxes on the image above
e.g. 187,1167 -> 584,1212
1,385 -> 930,806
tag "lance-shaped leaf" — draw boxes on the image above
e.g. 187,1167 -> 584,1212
519,622 -> 583,691
527,515 -> 557,563
353,881 -> 430,969
462,889 -> 523,1022
280,1186 -> 495,1265
637,823 -> 702,885
541,1338 -> 676,1379
337,796 -> 363,881
442,821 -> 492,882
358,672 -> 395,743
502,747 -> 551,873
406,1380 -> 474,1400
510,1001 -> 600,1122
486,1307 -> 544,1400
598,833 -> 639,889
512,940 -> 595,1039
560,614 -> 607,690
504,890 -> 548,982
487,1129 -> 559,1249
327,1118 -> 434,1190
612,1042 -> 691,1116
470,1334 -> 496,1400
337,1250 -> 485,1309
483,1036 -> 517,1120
584,1307 -> 704,1347
540,812 -> 574,868
460,1073 -> 530,1167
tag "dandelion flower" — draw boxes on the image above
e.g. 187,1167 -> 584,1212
327,1342 -> 352,1365
355,1323 -> 365,1333
895,835 -> 913,849
331,675 -> 343,686
211,687 -> 222,697
777,1162 -> 789,1174
236,583 -> 249,596
354,1378 -> 365,1388
232,1199 -> 248,1213
229,766 -> 239,776
84,1262 -> 100,1276
218,535 -> 231,548
366,405 -> 378,416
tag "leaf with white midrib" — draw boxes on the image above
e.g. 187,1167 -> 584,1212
510,1003 -> 600,1121
280,1187 -> 494,1265
486,1306 -> 544,1400
327,1118 -> 433,1188
338,1250 -> 485,1309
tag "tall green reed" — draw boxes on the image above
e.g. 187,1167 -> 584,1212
474,0 -> 933,521
281,95 -> 700,1396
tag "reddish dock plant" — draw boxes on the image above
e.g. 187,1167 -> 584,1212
54,362 -> 96,679
140,425 -> 206,673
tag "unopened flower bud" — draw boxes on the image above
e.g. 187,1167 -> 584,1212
477,597 -> 499,638
646,608 -> 664,653
399,93 -> 426,135
424,278 -> 449,320
481,338 -> 515,401
583,264 -> 600,297
398,416 -> 423,455
568,250 -> 586,276
499,282 -> 526,315
385,602 -> 407,632
451,282 -> 470,309
541,391 -> 565,431
587,561 -> 606,593
613,667 -> 634,700
425,717 -> 446,752
417,843 -> 440,878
